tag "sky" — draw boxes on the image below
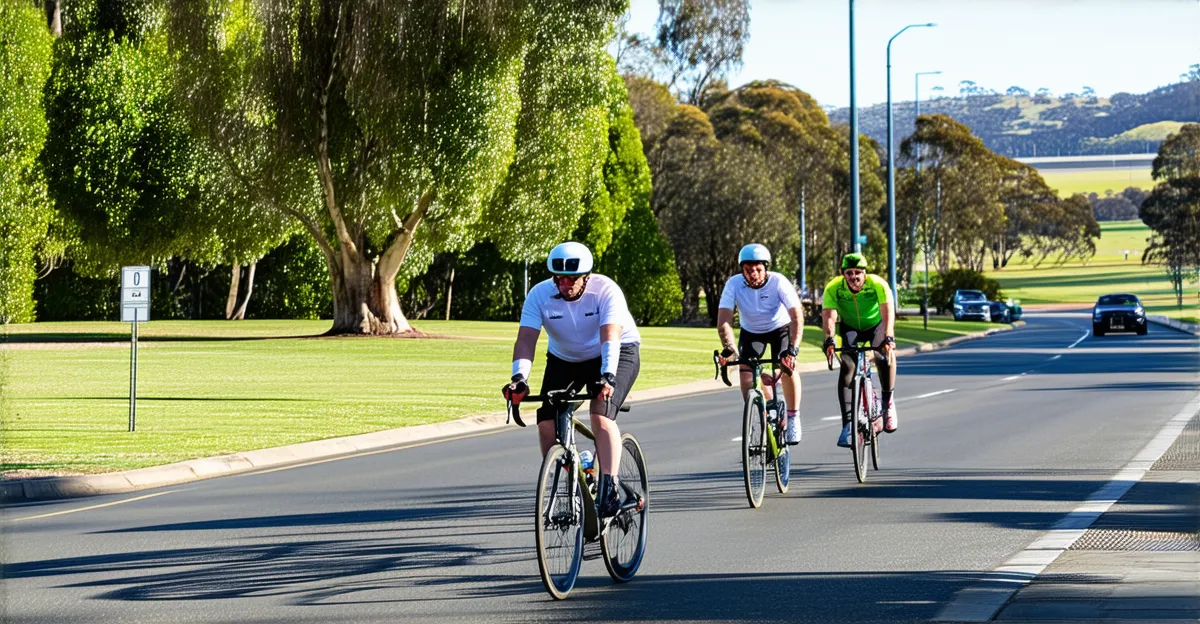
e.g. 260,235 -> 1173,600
624,0 -> 1200,109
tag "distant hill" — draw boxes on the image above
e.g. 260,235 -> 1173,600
829,80 -> 1200,158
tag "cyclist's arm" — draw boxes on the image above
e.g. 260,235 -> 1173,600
717,307 -> 736,352
511,326 -> 539,377
881,300 -> 894,338
821,307 -> 838,338
788,306 -> 802,345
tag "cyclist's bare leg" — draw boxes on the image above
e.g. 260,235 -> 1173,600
587,405 -> 621,477
738,366 -> 755,400
537,420 -> 557,456
782,368 -> 801,418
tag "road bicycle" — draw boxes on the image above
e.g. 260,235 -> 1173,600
507,385 -> 648,600
713,352 -> 791,508
828,343 -> 884,483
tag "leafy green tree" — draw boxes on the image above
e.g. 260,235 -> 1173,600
1142,123 -> 1200,307
42,0 -> 292,316
170,0 -> 625,334
0,0 -> 55,323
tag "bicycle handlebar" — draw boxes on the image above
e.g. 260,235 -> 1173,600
505,386 -> 630,428
712,350 -> 781,387
825,343 -> 890,371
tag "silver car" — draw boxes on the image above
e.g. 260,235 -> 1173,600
953,289 -> 991,322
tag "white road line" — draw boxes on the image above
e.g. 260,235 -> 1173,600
821,416 -> 841,421
10,490 -> 178,522
911,389 -> 956,400
1049,354 -> 1062,361
1067,332 -> 1089,349
933,392 -> 1200,623
731,436 -> 742,442
1002,375 -> 1022,382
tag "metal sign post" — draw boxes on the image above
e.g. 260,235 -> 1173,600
121,266 -> 150,432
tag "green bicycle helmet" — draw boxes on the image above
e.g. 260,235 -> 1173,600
841,252 -> 868,271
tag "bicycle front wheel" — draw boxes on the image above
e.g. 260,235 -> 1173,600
535,445 -> 584,600
602,433 -> 649,583
742,391 -> 768,508
851,379 -> 868,483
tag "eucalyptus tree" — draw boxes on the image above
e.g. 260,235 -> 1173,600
169,0 -> 625,334
1141,123 -> 1200,306
653,0 -> 750,105
0,0 -> 55,323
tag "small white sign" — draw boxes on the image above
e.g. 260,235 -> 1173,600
121,266 -> 151,323
121,305 -> 149,323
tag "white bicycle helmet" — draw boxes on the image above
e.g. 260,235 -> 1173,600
547,241 -> 594,276
738,243 -> 771,266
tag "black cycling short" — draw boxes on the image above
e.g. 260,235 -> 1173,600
536,343 -> 641,423
737,325 -> 791,369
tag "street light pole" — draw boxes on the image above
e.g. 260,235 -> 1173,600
908,69 -> 942,287
886,23 -> 934,304
849,0 -> 861,253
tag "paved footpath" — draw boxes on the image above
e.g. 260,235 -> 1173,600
988,411 -> 1200,624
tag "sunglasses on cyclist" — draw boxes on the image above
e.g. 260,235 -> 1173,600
554,274 -> 584,286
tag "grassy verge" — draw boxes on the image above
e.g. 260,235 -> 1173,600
1,317 -> 996,475
988,221 -> 1199,321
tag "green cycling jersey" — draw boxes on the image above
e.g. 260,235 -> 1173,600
822,274 -> 893,331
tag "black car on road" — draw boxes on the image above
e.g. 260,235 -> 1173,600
1092,293 -> 1147,336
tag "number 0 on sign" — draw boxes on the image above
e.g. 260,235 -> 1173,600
121,266 -> 150,323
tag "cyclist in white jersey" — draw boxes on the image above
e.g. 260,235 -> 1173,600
716,244 -> 805,444
504,241 -> 641,518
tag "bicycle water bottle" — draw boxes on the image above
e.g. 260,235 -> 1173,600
579,450 -> 596,487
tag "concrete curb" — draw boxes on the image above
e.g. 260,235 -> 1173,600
1,321 -> 1024,504
1146,314 -> 1200,337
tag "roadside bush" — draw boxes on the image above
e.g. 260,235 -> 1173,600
598,199 -> 683,325
931,268 -> 1002,312
246,235 -> 332,319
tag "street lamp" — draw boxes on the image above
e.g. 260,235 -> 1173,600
907,69 -> 942,289
886,23 -> 935,303
849,0 -> 860,253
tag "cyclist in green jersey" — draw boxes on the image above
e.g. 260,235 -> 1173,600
821,253 -> 897,448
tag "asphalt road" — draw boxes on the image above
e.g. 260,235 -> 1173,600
4,313 -> 1198,624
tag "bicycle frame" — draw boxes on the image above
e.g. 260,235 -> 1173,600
714,354 -> 786,462
512,385 -> 632,541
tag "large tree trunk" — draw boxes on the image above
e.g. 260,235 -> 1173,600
232,261 -> 256,320
328,256 -> 414,335
225,263 -> 242,319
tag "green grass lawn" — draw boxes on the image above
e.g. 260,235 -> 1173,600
1,317 -> 994,475
989,221 -> 1199,322
1038,167 -> 1155,197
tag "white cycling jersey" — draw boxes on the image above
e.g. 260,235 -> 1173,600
718,271 -> 802,333
520,274 -> 641,363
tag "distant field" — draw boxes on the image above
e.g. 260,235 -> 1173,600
1038,166 -> 1155,197
989,221 -> 1198,322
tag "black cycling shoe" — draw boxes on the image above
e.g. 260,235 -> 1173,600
597,475 -> 622,519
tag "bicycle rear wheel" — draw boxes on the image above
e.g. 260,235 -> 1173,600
602,433 -> 649,583
851,379 -> 868,483
774,441 -> 791,493
870,387 -> 881,471
742,391 -> 768,508
535,445 -> 584,600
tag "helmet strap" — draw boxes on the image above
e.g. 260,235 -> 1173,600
557,275 -> 590,302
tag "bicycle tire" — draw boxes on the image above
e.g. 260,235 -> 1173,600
742,390 -> 768,508
851,378 -> 868,483
870,385 -> 881,471
535,445 -> 584,600
602,433 -> 649,583
775,441 -> 791,493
